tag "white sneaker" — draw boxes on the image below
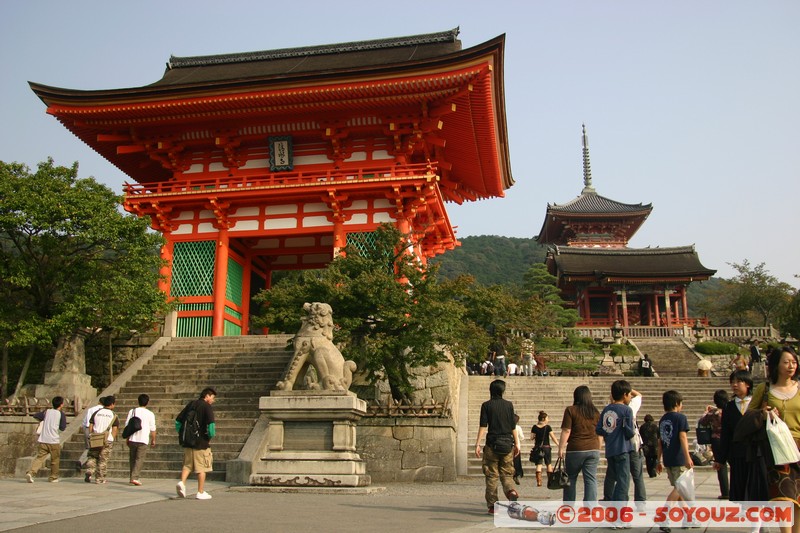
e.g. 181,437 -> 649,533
195,491 -> 212,500
176,481 -> 186,498
26,473 -> 34,483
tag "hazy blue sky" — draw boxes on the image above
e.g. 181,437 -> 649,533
2,1 -> 798,287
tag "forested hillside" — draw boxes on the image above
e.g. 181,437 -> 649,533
431,235 -> 548,286
434,235 -> 720,311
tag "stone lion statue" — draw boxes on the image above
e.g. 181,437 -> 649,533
276,302 -> 357,392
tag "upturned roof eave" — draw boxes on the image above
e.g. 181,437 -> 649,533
29,34 -> 506,106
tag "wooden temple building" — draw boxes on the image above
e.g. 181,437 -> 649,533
30,29 -> 513,337
536,126 -> 715,328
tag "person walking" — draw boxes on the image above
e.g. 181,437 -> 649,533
26,396 -> 68,483
475,379 -> 519,514
81,396 -> 105,473
699,389 -> 729,499
125,393 -> 157,486
86,395 -> 119,484
749,346 -> 800,533
530,410 -> 558,487
749,340 -> 765,379
176,387 -> 217,500
657,390 -> 694,533
640,414 -> 659,478
597,380 -> 635,507
558,385 -> 601,505
512,414 -> 525,484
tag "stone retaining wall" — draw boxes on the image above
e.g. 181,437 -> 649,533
0,418 -> 38,475
357,418 -> 456,482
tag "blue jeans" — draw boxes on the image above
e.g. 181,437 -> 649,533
604,450 -> 646,503
564,450 -> 599,505
606,453 -> 631,502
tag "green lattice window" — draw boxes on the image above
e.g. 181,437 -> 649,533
347,231 -> 378,256
226,257 -> 243,306
171,241 -> 215,297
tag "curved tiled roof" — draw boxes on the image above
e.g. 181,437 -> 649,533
549,245 -> 716,278
548,191 -> 652,214
167,29 -> 460,69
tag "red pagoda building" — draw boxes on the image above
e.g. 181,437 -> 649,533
31,29 -> 513,337
536,126 -> 715,328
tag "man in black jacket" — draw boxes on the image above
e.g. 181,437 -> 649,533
475,379 -> 519,514
175,387 -> 216,500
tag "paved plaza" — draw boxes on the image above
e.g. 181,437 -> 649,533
0,467 -> 775,532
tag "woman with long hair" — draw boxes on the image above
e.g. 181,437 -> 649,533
530,410 -> 558,487
558,385 -> 601,504
750,346 -> 800,533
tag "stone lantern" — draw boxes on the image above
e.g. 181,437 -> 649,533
611,321 -> 624,345
693,319 -> 706,343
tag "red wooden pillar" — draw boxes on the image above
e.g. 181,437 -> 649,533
241,250 -> 253,335
681,286 -> 689,321
620,289 -> 629,328
159,238 -> 174,295
653,293 -> 661,326
212,229 -> 230,337
664,288 -> 673,327
333,221 -> 346,257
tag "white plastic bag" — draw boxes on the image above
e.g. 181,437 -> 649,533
674,468 -> 695,502
767,410 -> 800,465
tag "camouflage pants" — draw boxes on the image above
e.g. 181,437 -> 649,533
482,444 -> 516,507
85,442 -> 113,481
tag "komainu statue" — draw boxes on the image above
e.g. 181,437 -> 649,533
276,302 -> 357,392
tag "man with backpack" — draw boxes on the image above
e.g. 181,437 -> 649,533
175,387 -> 216,500
124,393 -> 157,486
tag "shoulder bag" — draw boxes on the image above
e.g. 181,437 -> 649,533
547,457 -> 570,490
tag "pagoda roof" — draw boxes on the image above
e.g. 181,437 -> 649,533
548,245 -> 716,281
546,191 -> 652,215
29,29 -> 512,202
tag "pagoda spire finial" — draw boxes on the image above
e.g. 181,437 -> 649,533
581,124 -> 595,194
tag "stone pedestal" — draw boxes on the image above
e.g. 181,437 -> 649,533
20,333 -> 96,406
249,391 -> 371,487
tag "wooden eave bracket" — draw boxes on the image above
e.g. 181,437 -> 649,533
207,198 -> 233,230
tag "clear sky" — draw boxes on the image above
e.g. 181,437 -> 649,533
1,1 -> 798,287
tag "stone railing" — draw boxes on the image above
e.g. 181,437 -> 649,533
0,396 -> 81,417
545,325 -> 780,342
364,398 -> 451,418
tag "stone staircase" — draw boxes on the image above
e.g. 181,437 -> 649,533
465,375 -> 730,476
632,338 -> 700,377
59,335 -> 293,481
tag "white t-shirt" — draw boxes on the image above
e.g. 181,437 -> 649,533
125,407 -> 157,444
90,408 -> 118,442
82,404 -> 103,429
629,394 -> 643,451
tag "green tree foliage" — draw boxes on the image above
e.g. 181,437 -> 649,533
0,159 -> 172,396
253,224 -> 489,402
431,235 -> 547,286
693,260 -> 795,327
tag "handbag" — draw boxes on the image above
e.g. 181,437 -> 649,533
766,409 -> 800,465
89,430 -> 108,449
529,446 -> 544,463
696,421 -> 712,445
547,457 -> 570,490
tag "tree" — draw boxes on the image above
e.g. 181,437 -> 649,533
0,159 -> 172,396
725,261 -> 795,327
253,224 -> 485,402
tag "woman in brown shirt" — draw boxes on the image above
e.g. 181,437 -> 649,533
558,385 -> 601,504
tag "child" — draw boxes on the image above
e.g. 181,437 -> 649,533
512,414 -> 525,484
657,390 -> 694,533
714,370 -> 753,503
596,380 -> 635,504
530,411 -> 558,487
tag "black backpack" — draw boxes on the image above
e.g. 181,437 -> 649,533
121,408 -> 142,439
179,401 -> 202,448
